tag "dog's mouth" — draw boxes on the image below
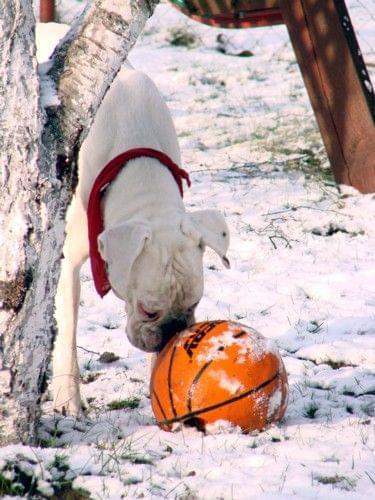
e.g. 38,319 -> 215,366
151,317 -> 190,353
159,316 -> 188,344
127,314 -> 192,353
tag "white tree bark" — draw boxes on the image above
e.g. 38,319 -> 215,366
0,0 -> 159,445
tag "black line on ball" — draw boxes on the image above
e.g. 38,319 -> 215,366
233,330 -> 247,339
152,389 -> 167,420
187,360 -> 213,413
167,344 -> 178,417
158,371 -> 280,426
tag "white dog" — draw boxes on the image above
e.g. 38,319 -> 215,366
52,63 -> 230,416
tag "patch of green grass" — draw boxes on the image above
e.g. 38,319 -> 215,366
178,130 -> 192,138
346,404 -> 354,414
250,119 -> 334,185
107,397 -> 141,411
315,474 -> 356,491
326,360 -> 353,370
284,147 -> 334,183
0,473 -> 24,496
316,474 -> 344,485
49,455 -> 91,499
36,419 -> 64,448
149,482 -> 166,495
1,461 -> 38,497
304,401 -> 319,419
52,485 -> 91,499
37,436 -> 61,448
360,402 -> 375,417
123,476 -> 143,485
98,351 -> 120,363
167,27 -> 198,48
121,453 -> 154,465
50,454 -> 69,472
83,359 -> 93,370
0,454 -> 91,499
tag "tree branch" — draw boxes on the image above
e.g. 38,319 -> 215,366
50,0 -> 159,156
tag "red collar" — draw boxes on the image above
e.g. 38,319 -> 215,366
87,147 -> 191,297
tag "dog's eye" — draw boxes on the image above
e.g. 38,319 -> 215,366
138,303 -> 162,322
146,311 -> 159,320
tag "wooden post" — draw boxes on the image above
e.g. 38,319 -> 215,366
279,0 -> 375,193
40,0 -> 55,22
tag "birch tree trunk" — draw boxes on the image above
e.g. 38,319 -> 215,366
0,0 -> 159,445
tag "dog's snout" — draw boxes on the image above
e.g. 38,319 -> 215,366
157,315 -> 189,349
126,310 -> 197,353
161,316 -> 188,336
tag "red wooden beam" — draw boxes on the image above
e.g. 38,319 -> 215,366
169,1 -> 283,29
188,9 -> 283,29
279,0 -> 375,193
40,0 -> 55,23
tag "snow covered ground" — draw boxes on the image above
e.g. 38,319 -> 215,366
1,1 -> 375,498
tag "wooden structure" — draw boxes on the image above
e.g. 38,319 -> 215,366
170,0 -> 375,193
40,0 -> 375,192
169,0 -> 284,28
40,0 -> 55,23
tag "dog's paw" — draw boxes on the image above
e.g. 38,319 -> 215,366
52,375 -> 85,418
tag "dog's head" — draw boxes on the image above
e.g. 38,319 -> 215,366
98,209 -> 229,352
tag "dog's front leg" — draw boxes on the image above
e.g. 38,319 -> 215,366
52,254 -> 84,417
52,201 -> 88,417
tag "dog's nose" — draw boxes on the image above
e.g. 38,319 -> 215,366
159,316 -> 188,349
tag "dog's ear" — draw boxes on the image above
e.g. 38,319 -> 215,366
98,222 -> 151,293
181,209 -> 230,268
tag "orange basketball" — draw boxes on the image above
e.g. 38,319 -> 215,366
150,320 -> 288,433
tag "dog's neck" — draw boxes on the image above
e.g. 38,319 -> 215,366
102,156 -> 186,229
